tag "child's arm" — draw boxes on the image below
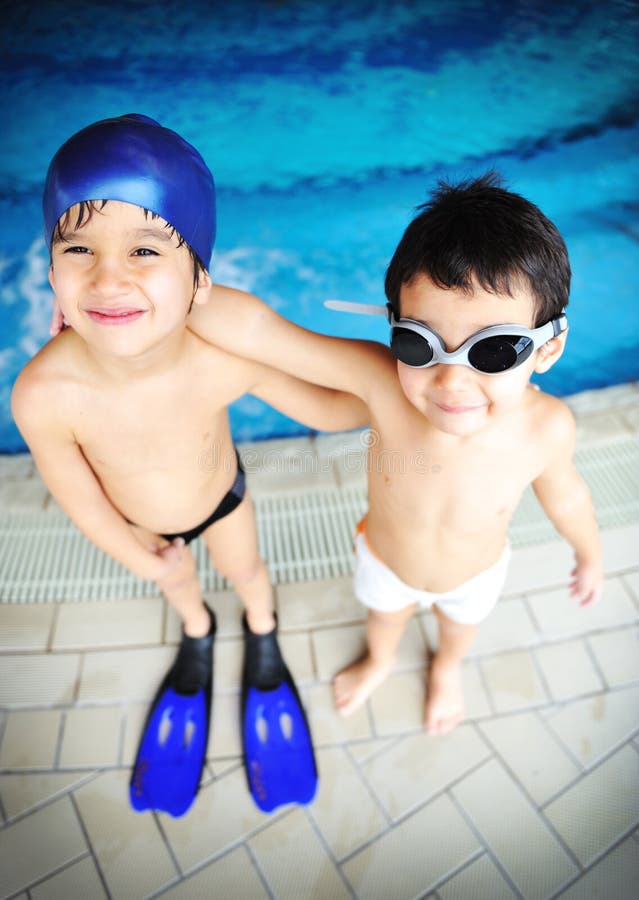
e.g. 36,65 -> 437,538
188,284 -> 387,402
532,407 -> 603,606
245,363 -> 369,432
11,367 -> 183,584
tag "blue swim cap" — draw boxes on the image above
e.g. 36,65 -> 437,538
43,114 -> 216,268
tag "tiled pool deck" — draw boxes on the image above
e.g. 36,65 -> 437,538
1,383 -> 638,900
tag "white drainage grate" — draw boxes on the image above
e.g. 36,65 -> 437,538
0,438 -> 637,603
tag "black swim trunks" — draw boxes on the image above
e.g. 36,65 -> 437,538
159,450 -> 246,545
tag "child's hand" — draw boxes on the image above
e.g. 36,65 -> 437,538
49,298 -> 67,337
152,538 -> 187,587
570,557 -> 603,607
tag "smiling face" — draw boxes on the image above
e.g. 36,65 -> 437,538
396,274 -> 565,437
49,201 -> 209,360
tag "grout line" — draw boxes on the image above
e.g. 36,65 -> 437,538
302,803 -> 358,899
446,787 -> 526,900
69,792 -> 114,899
11,850 -> 95,900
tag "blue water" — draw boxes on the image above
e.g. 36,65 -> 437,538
1,0 -> 638,450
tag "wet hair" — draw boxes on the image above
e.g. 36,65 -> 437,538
51,199 -> 206,288
384,172 -> 570,326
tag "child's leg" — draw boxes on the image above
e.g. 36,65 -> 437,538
333,603 -> 417,716
425,606 -> 477,735
130,526 -> 211,638
202,495 -> 275,634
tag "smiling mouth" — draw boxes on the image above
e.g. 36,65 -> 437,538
86,308 -> 146,326
435,401 -> 485,415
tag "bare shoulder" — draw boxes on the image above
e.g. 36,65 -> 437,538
11,332 -> 84,431
528,386 -> 576,450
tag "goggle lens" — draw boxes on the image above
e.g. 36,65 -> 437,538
390,328 -> 434,367
468,335 -> 534,373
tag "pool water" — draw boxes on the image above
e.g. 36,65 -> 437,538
1,0 -> 638,450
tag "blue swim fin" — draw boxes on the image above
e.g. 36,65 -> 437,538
129,607 -> 215,817
241,615 -> 318,813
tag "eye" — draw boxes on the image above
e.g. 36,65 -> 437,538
132,247 -> 159,257
63,245 -> 91,254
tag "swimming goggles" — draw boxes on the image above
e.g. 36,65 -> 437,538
324,300 -> 568,375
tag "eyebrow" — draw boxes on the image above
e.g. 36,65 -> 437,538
52,226 -> 177,246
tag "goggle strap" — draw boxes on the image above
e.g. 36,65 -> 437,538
324,299 -> 388,317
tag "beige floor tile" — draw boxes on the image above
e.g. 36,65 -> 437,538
0,476 -> 49,511
0,604 -> 54,650
0,771 -> 91,820
534,638 -> 604,701
310,746 -> 387,859
314,429 -> 368,488
347,737 -> 400,765
544,744 -> 639,866
214,637 -> 243,691
159,846 -> 269,899
479,712 -> 580,805
0,453 -> 34,478
438,853 -> 518,899
545,685 -> 639,768
0,709 -> 61,768
74,769 -> 177,899
342,793 -> 479,900
526,577 -> 638,640
304,683 -> 372,745
121,703 -> 149,766
565,383 -> 639,414
276,576 -> 363,629
461,660 -> 493,719
59,706 -> 122,767
469,599 -> 540,656
249,807 -> 351,900
53,597 -> 163,649
312,623 -> 367,681
78,646 -> 175,702
369,670 -> 425,736
574,411 -> 633,444
453,758 -> 578,898
588,626 -> 639,686
0,796 -> 87,897
480,650 -> 548,713
502,541 -> 573,595
165,591 -> 243,641
0,653 -> 80,706
278,630 -> 316,684
362,725 -> 490,820
208,692 -> 242,758
241,438 -> 337,494
163,768 -> 270,871
624,570 -> 639,610
30,855 -> 108,900
599,525 -> 639,573
557,835 -> 639,900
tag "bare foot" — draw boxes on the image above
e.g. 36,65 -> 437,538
425,655 -> 465,735
333,656 -> 393,716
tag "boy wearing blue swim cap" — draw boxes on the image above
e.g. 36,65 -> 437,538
12,114 -> 366,815
183,173 -> 603,735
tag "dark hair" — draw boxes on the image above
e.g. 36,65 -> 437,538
384,172 -> 570,326
51,199 -> 206,288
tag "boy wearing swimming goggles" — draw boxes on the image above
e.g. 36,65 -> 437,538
185,172 -> 603,734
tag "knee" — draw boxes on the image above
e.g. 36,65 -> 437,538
218,552 -> 267,588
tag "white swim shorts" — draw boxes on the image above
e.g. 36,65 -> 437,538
353,519 -> 511,625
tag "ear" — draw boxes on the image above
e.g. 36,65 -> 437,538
534,331 -> 567,374
192,268 -> 212,306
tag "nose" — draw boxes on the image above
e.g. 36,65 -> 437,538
432,361 -> 474,389
90,256 -> 131,297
